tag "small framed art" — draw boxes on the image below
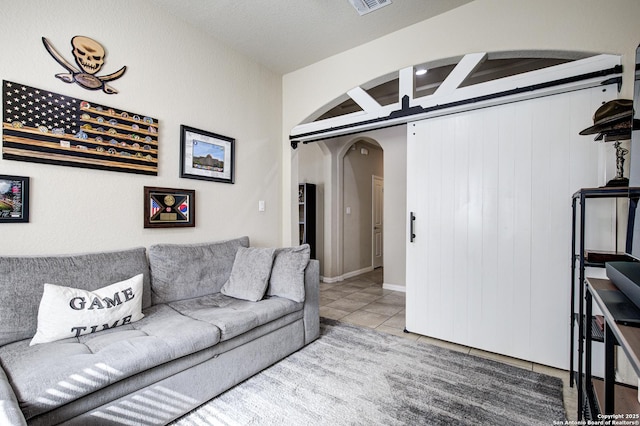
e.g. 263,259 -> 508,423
0,175 -> 29,223
180,125 -> 235,184
144,186 -> 195,228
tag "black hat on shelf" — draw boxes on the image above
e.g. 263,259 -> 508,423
593,120 -> 640,141
580,99 -> 636,141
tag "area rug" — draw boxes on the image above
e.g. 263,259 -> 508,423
173,318 -> 566,425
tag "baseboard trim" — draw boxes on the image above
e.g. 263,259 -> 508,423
321,266 -> 374,283
383,283 -> 406,293
343,266 -> 374,280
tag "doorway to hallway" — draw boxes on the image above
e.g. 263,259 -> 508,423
372,175 -> 384,269
297,137 -> 384,282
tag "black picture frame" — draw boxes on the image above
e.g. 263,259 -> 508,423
0,175 -> 29,223
180,125 -> 235,184
144,186 -> 195,228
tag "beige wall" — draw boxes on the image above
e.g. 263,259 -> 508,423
298,143 -> 326,272
0,0 -> 283,254
283,0 -> 640,288
298,126 -> 406,287
342,141 -> 383,274
4,0 -> 640,267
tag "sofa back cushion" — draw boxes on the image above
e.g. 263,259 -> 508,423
148,236 -> 249,304
0,247 -> 150,347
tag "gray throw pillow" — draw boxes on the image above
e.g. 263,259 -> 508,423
221,247 -> 276,302
267,244 -> 310,302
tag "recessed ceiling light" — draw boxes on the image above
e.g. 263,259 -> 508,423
415,68 -> 427,76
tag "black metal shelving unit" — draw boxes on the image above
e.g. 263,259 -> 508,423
571,187 -> 640,420
298,183 -> 316,259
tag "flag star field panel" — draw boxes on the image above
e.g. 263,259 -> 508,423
2,80 -> 158,175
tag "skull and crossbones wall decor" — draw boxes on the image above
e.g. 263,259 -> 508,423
42,35 -> 127,94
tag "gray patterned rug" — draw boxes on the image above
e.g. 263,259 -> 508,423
174,318 -> 566,425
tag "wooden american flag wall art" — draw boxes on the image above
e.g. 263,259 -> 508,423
2,80 -> 158,175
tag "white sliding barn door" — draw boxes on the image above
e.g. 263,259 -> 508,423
406,85 -> 616,369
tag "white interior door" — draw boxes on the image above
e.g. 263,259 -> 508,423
372,175 -> 384,268
406,85 -> 617,369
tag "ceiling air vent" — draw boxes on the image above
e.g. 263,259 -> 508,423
348,0 -> 392,16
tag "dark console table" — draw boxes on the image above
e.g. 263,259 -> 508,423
586,277 -> 640,417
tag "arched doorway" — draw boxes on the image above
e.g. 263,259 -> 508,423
341,139 -> 383,277
297,136 -> 384,283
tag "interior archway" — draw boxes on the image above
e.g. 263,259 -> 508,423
291,50 -> 620,290
341,138 -> 383,279
297,135 -> 384,282
290,50 -> 619,146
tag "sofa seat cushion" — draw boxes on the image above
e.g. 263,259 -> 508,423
169,293 -> 303,341
0,304 -> 220,420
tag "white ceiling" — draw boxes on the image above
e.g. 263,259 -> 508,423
152,0 -> 474,74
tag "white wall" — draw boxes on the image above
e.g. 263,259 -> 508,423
0,0 -> 283,255
282,0 -> 640,288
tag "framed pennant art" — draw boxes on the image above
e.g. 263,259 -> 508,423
143,186 -> 195,228
2,80 -> 159,175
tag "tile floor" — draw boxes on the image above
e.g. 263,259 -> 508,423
319,268 -> 578,422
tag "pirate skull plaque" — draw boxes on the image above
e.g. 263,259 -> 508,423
42,35 -> 126,94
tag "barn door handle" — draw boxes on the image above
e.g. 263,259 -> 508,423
410,212 -> 416,242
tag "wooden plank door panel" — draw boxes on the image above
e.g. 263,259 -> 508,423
406,85 -> 617,368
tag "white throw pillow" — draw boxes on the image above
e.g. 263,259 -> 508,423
30,274 -> 145,346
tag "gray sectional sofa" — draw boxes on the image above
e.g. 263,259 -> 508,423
0,237 -> 320,425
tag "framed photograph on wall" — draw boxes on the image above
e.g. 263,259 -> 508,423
180,125 -> 235,184
0,175 -> 29,223
144,186 -> 195,228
